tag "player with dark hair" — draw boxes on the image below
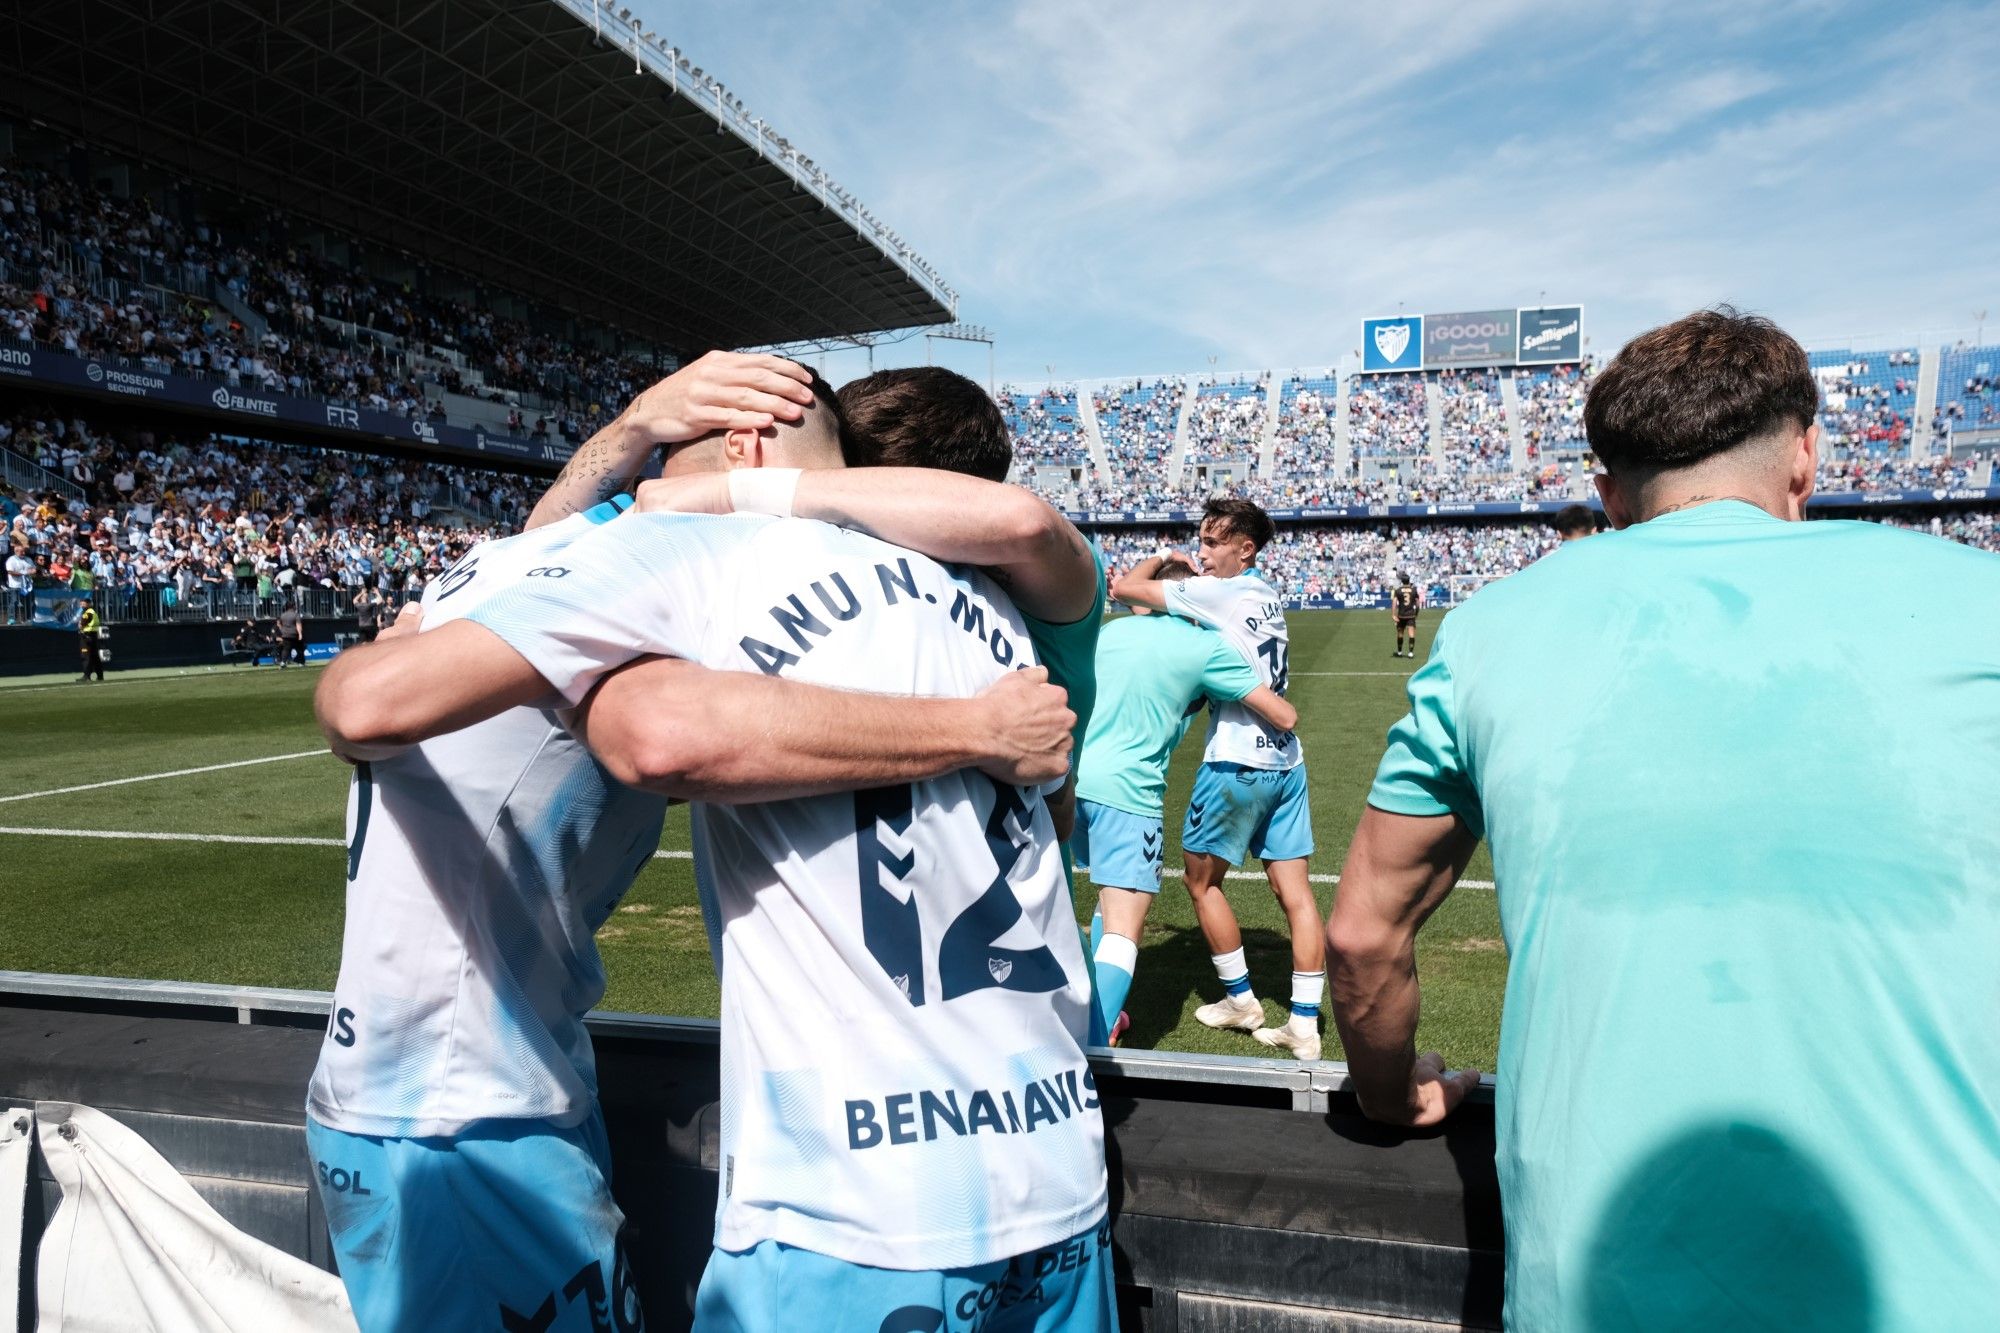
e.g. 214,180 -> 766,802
1110,497 -> 1323,1059
1390,573 -> 1420,658
326,359 -> 1120,1330
838,365 -> 1014,481
1330,306 -> 2000,1327
306,356 -> 1085,1332
1077,557 -> 1297,1043
1553,504 -> 1595,542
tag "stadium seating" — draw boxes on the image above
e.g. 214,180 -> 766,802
1810,348 -> 1916,453
1347,372 -> 1428,461
1513,362 -> 1593,458
999,385 -> 1087,465
1096,509 -> 2000,610
1933,344 -> 2000,436
1,405 -> 525,625
1185,376 -> 1268,464
0,164 -> 650,443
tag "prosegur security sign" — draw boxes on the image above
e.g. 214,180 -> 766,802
1361,315 -> 1423,373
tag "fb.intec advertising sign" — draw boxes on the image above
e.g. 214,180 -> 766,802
1516,305 -> 1585,364
1360,315 -> 1423,373
1423,308 -> 1518,368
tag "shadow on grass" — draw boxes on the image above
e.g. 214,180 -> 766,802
1123,923 -> 1300,1051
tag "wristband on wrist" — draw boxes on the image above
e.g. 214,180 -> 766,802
726,467 -> 803,518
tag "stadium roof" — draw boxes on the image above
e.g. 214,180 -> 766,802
0,0 -> 956,354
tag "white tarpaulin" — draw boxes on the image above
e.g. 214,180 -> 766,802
3,1107 -> 31,1333
32,1103 -> 354,1333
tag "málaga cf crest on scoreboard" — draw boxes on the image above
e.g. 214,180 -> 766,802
1373,321 -> 1410,364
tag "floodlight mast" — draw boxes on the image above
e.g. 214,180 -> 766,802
924,323 -> 996,395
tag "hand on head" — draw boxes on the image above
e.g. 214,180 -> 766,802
617,352 -> 815,450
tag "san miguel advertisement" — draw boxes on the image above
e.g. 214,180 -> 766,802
1516,305 -> 1585,364
0,344 -> 573,468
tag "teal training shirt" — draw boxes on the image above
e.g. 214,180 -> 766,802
1369,502 -> 2000,1331
1076,612 -> 1261,819
1019,542 -> 1107,761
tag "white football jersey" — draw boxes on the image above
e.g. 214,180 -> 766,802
1165,570 -> 1302,770
469,512 -> 1107,1270
306,498 -> 669,1138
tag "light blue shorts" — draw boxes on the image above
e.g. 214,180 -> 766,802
1074,799 -> 1165,893
694,1220 -> 1117,1333
1182,762 -> 1315,866
304,1110 -> 642,1333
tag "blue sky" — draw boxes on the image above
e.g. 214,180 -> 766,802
635,0 -> 2000,387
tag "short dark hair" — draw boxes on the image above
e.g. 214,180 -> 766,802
1200,496 -> 1274,553
837,367 -> 1011,481
1554,504 -> 1595,538
1584,306 -> 1818,476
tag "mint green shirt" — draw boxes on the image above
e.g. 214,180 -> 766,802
1076,612 -> 1260,818
1020,542 -> 1107,762
1369,503 -> 2000,1331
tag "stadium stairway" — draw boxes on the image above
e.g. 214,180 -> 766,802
1335,379 -> 1354,477
1425,383 -> 1446,469
1076,385 -> 1115,483
1914,348 -> 1942,460
1498,375 -> 1528,471
203,277 -> 268,346
0,975 -> 1504,1331
1257,377 -> 1284,479
1169,385 -> 1196,488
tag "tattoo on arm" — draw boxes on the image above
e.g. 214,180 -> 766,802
547,434 -> 635,518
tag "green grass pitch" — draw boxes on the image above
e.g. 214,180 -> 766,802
0,609 -> 1504,1070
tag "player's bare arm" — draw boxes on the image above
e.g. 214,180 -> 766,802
525,352 -> 816,530
633,467 -> 1100,623
1326,806 -> 1483,1127
1107,551 -> 1194,613
572,658 -> 1073,798
1238,684 -> 1298,734
314,621 -> 1074,797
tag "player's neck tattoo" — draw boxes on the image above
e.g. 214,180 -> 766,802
1645,494 -> 1766,520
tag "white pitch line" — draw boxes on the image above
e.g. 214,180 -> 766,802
0,749 -> 329,805
0,830 -> 1496,890
0,826 -> 345,847
0,664 -> 326,696
1294,672 -> 1412,677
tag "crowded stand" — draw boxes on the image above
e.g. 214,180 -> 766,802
1346,372 -> 1428,458
1183,376 -> 1268,463
998,385 -> 1087,464
1,406 -> 527,625
0,164 -> 652,443
1934,343 -> 2000,435
1092,378 -> 1184,484
1513,361 -> 1593,457
1272,373 -> 1340,481
1811,349 -> 1916,452
1094,507 -> 2000,611
1434,370 -> 1509,468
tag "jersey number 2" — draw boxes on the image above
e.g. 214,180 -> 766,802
854,776 -> 1066,1007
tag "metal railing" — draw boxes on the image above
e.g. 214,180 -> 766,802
61,583 -> 422,628
1,446 -> 83,502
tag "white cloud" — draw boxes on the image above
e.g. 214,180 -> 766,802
632,1 -> 2000,379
